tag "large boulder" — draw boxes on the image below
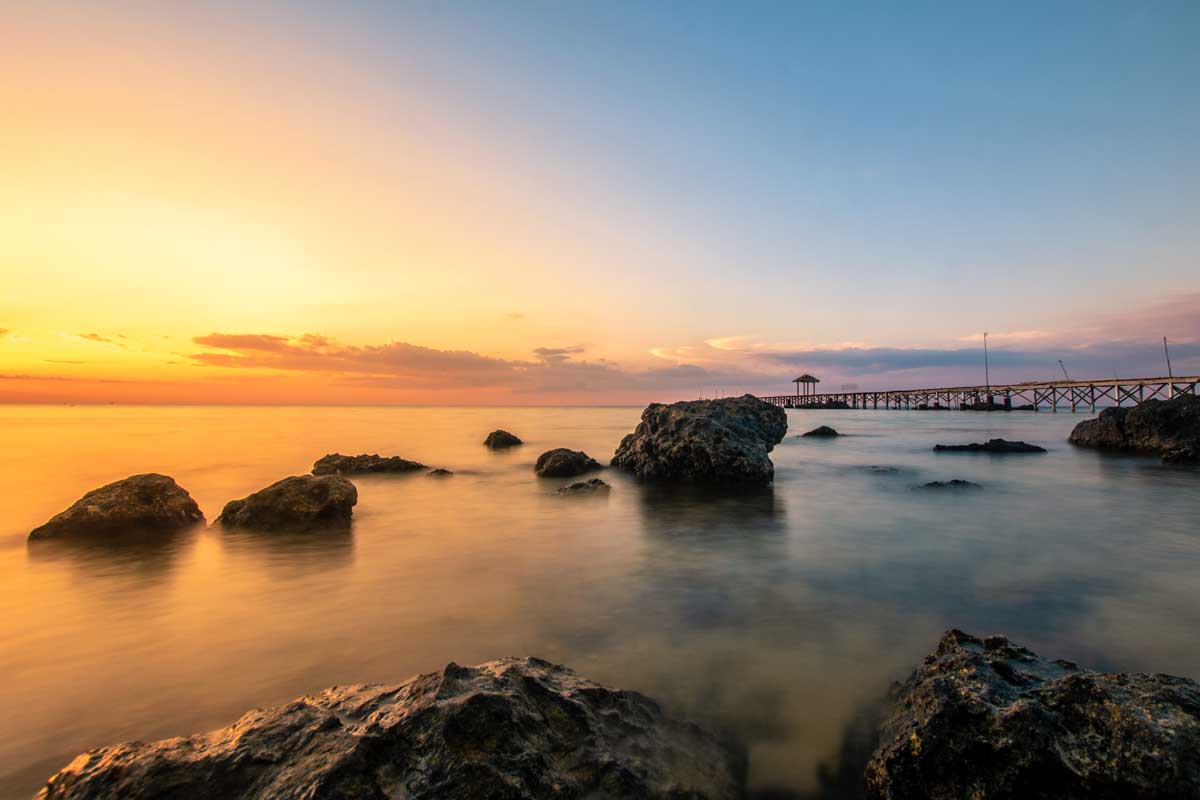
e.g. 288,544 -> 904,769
611,395 -> 788,486
29,474 -> 204,541
312,453 -> 426,475
1069,395 -> 1200,463
534,448 -> 601,478
865,629 -> 1200,800
37,657 -> 744,800
215,475 -> 357,532
483,429 -> 523,449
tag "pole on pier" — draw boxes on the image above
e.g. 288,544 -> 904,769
1164,337 -> 1173,379
983,332 -> 990,399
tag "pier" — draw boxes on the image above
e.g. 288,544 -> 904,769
759,375 -> 1200,412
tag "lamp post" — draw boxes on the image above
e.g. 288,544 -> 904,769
983,331 -> 990,403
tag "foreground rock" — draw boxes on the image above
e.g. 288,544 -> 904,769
483,429 -> 523,448
612,395 -> 788,486
535,448 -> 601,478
1068,395 -> 1200,464
802,425 -> 839,437
38,657 -> 743,800
866,629 -> 1200,800
215,475 -> 357,531
934,439 -> 1046,453
311,453 -> 426,475
920,479 -> 979,489
556,478 -> 612,496
29,474 -> 204,541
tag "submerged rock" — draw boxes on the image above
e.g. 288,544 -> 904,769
1068,395 -> 1200,463
933,439 -> 1046,453
312,453 -> 426,475
38,657 -> 744,800
802,425 -> 840,437
920,479 -> 980,489
29,474 -> 204,541
535,448 -> 601,478
556,478 -> 611,496
215,475 -> 357,532
483,429 -> 523,449
865,629 -> 1200,800
427,468 -> 454,477
612,394 -> 788,486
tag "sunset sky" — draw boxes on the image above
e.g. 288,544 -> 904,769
2,1 -> 1198,404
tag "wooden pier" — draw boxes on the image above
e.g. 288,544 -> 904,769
759,375 -> 1200,412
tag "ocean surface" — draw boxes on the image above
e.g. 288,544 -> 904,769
2,404 -> 1199,798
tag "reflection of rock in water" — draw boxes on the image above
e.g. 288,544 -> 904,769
219,527 -> 355,576
634,484 -> 788,629
636,483 -> 787,536
26,528 -> 197,587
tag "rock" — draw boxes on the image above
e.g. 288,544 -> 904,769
483,429 -> 523,449
427,468 -> 454,477
534,448 -> 601,478
556,478 -> 611,496
802,425 -> 839,437
37,657 -> 744,800
1068,395 -> 1200,463
29,474 -> 204,541
214,475 -> 357,532
933,439 -> 1046,453
920,479 -> 979,489
865,629 -> 1200,800
312,453 -> 426,475
962,402 -> 1010,411
612,394 -> 788,486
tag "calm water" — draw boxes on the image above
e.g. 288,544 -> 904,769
2,405 -> 1199,798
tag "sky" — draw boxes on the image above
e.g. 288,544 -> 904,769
1,1 -> 1198,404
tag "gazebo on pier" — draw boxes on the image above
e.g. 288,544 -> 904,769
793,374 -> 819,398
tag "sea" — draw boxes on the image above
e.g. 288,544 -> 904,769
2,404 -> 1198,798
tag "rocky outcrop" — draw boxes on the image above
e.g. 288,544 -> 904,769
483,429 -> 523,449
427,468 -> 454,477
29,474 -> 204,541
802,425 -> 839,437
215,476 -> 357,532
556,478 -> 611,496
534,448 -> 601,478
38,657 -> 744,800
1068,395 -> 1200,463
611,395 -> 789,486
934,439 -> 1046,453
311,453 -> 426,475
920,479 -> 979,489
795,400 -> 851,409
865,629 -> 1200,800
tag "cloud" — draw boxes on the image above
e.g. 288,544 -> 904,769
189,331 -> 772,396
0,328 -> 8,338
957,330 -> 1049,343
73,332 -> 126,348
505,312 -> 526,321
533,345 -> 586,363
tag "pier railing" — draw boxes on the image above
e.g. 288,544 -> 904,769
759,375 -> 1199,412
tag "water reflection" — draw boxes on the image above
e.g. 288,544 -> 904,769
25,527 -> 200,588
218,527 -> 356,577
